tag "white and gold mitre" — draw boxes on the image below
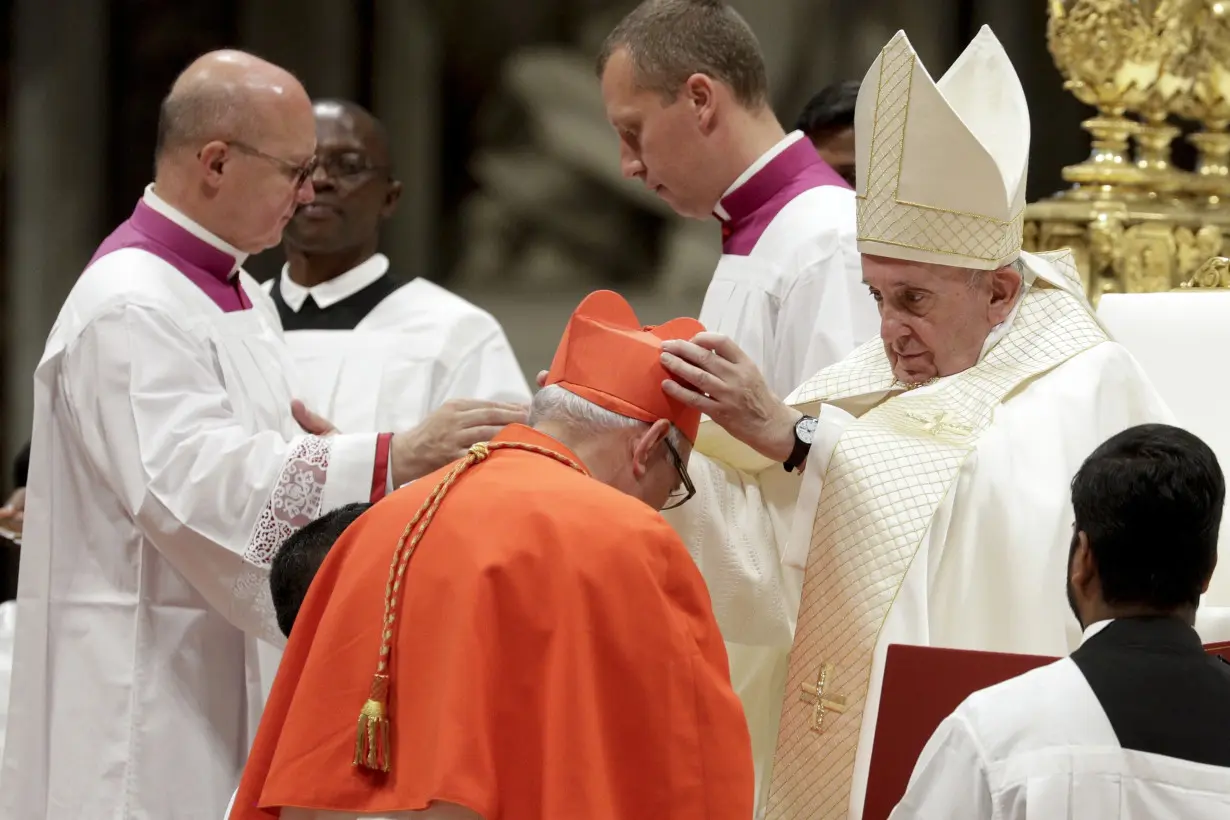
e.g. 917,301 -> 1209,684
854,25 -> 1030,270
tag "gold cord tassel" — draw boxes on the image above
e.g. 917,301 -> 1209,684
351,441 -> 585,773
354,674 -> 391,771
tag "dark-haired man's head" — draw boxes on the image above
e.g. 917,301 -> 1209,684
794,80 -> 858,186
1068,424 -> 1224,630
270,502 -> 372,637
597,0 -> 784,219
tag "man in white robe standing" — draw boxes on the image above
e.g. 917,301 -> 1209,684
651,27 -> 1206,819
597,2 -> 878,786
0,51 -> 525,820
598,0 -> 879,399
892,423 -> 1230,819
264,99 -> 530,433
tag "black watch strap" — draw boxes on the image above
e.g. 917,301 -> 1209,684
783,415 -> 816,473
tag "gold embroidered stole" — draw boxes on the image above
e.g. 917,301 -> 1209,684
764,280 -> 1107,819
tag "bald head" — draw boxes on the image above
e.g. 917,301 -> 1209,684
155,50 -> 311,165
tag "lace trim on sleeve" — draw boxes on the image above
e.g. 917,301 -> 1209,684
231,436 -> 332,644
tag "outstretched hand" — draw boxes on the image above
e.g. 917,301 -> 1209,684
292,399 -> 338,437
659,333 -> 799,462
390,399 -> 529,487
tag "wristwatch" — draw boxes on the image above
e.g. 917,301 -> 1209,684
784,415 -> 818,473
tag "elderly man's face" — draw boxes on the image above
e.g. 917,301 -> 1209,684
223,101 -> 318,254
601,48 -> 726,219
862,255 -> 1022,385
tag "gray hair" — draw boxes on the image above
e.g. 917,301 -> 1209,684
965,256 -> 1025,288
529,384 -> 687,452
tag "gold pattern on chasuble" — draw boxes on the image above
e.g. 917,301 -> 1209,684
763,285 -> 1109,820
856,35 -> 1023,265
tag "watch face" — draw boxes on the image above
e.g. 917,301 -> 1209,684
796,415 -> 819,445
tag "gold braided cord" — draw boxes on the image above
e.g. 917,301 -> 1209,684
354,441 -> 586,771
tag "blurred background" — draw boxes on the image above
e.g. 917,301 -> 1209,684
0,0 -> 1111,489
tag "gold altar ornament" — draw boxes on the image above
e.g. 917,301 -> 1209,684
1181,254 -> 1230,288
1027,0 -> 1230,303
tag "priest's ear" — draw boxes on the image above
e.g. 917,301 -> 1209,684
1069,530 -> 1098,598
630,419 -> 672,480
682,73 -> 718,134
1201,551 -> 1219,596
380,177 -> 403,220
197,141 -> 229,185
986,263 -> 1024,326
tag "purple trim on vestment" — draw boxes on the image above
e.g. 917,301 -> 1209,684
717,139 -> 851,256
87,200 -> 251,312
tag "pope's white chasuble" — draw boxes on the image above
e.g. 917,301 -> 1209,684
667,250 -> 1177,819
765,265 -> 1108,819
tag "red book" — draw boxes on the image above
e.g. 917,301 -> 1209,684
862,640 -> 1230,820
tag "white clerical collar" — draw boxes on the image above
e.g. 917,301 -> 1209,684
712,131 -> 807,221
278,253 -> 391,312
142,184 -> 248,274
1081,619 -> 1114,645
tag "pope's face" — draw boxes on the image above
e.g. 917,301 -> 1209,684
601,48 -> 724,219
862,255 -> 1021,385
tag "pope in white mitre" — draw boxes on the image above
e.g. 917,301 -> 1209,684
653,26 -> 1228,820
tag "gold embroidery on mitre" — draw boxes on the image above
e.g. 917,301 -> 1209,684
856,35 -> 1023,267
763,284 -> 1108,819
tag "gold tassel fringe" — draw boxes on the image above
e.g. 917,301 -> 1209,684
354,674 -> 391,772
351,442 -> 586,775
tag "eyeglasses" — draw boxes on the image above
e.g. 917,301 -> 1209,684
662,437 -> 695,511
312,151 -> 390,182
227,141 -> 318,188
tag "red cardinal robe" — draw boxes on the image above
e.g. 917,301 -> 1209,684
230,424 -> 753,819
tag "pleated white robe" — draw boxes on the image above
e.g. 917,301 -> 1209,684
0,201 -> 389,819
890,657 -> 1230,819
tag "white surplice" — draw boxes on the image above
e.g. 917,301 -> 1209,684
1,196 -> 387,820
253,258 -> 529,706
702,131 -> 880,400
663,252 -> 1185,819
262,256 -> 531,433
888,656 -> 1230,819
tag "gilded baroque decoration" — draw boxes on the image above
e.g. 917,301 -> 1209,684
1181,254 -> 1230,288
1027,0 -> 1230,304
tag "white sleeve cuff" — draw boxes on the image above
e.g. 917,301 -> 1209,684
321,432 -> 378,511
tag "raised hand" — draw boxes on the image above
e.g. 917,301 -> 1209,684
659,332 -> 799,462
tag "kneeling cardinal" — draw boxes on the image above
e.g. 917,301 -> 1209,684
228,291 -> 754,820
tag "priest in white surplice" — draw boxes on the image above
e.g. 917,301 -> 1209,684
263,99 -> 530,433
0,52 -> 525,820
892,424 -> 1230,819
598,3 -> 878,790
653,28 -> 1192,820
598,0 -> 879,399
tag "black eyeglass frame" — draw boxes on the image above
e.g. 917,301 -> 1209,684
662,437 -> 695,511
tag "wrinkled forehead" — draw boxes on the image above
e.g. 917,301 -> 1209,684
860,254 -> 968,289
